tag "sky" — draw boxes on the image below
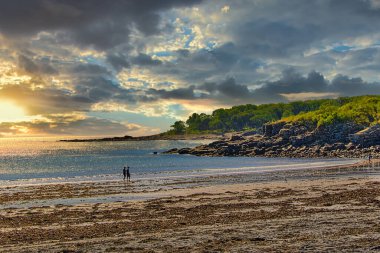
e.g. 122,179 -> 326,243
0,0 -> 380,137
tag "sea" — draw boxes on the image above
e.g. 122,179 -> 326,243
0,137 -> 358,186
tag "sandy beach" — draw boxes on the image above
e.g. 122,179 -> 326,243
1,160 -> 380,252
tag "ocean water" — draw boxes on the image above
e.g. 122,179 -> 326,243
0,137 -> 358,185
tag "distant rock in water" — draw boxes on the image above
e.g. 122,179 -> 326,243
165,122 -> 380,159
60,134 -> 222,142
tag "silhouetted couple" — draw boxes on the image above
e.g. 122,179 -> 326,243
123,166 -> 131,181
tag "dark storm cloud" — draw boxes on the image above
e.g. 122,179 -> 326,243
72,63 -> 110,74
149,43 -> 240,84
18,54 -> 58,75
198,77 -> 275,104
227,0 -> 380,58
200,78 -> 251,99
111,68 -> 380,105
330,75 -> 380,96
175,49 -> 191,57
2,0 -> 380,121
72,76 -> 139,103
147,86 -> 198,100
142,73 -> 298,104
132,53 -> 162,66
259,69 -> 328,94
106,53 -> 130,71
0,0 -> 203,50
197,70 -> 327,104
196,70 -> 380,104
117,0 -> 380,95
234,20 -> 320,57
252,70 -> 380,103
141,0 -> 380,89
334,47 -> 380,76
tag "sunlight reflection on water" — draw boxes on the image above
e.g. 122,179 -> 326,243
0,137 -> 358,184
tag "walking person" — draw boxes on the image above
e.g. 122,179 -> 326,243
126,166 -> 131,182
123,166 -> 127,181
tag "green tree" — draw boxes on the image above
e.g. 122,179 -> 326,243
170,121 -> 186,134
168,95 -> 380,134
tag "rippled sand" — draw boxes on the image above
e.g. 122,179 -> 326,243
0,160 -> 380,252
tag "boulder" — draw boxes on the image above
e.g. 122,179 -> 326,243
252,148 -> 265,155
350,124 -> 380,147
333,142 -> 346,150
262,123 -> 273,137
316,122 -> 364,143
278,128 -> 293,139
163,148 -> 178,154
263,121 -> 286,137
230,135 -> 245,141
290,133 -> 315,147
178,148 -> 191,154
241,130 -> 258,136
208,140 -> 228,148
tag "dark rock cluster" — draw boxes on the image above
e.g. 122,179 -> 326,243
165,122 -> 380,158
350,124 -> 380,147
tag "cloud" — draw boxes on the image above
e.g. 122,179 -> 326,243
196,69 -> 380,104
225,0 -> 380,57
146,85 -> 198,100
199,77 -> 251,100
144,43 -> 240,84
0,83 -> 93,115
131,53 -> 162,66
18,54 -> 58,75
1,0 -> 380,136
121,68 -> 380,106
329,74 -> 380,96
153,0 -> 380,86
252,70 -> 380,103
106,53 -> 130,71
0,0 -> 203,51
72,63 -> 112,76
0,114 -> 155,137
280,92 -> 339,101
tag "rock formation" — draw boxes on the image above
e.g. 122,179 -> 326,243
165,122 -> 380,158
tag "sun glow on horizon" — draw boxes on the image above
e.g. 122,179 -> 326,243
0,100 -> 30,123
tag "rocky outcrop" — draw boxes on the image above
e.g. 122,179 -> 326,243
350,124 -> 380,147
314,122 -> 364,144
263,121 -> 286,137
165,122 -> 380,158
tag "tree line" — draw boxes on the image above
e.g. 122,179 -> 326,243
167,95 -> 380,134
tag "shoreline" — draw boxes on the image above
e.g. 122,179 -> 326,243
59,133 -> 222,142
0,157 -> 364,188
1,159 -> 379,252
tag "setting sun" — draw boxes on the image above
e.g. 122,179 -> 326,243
0,101 -> 28,122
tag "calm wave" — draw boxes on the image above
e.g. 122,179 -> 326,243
0,137 -> 357,185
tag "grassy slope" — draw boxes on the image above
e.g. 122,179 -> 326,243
284,95 -> 380,127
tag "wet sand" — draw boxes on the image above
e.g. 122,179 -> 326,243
1,160 -> 380,252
